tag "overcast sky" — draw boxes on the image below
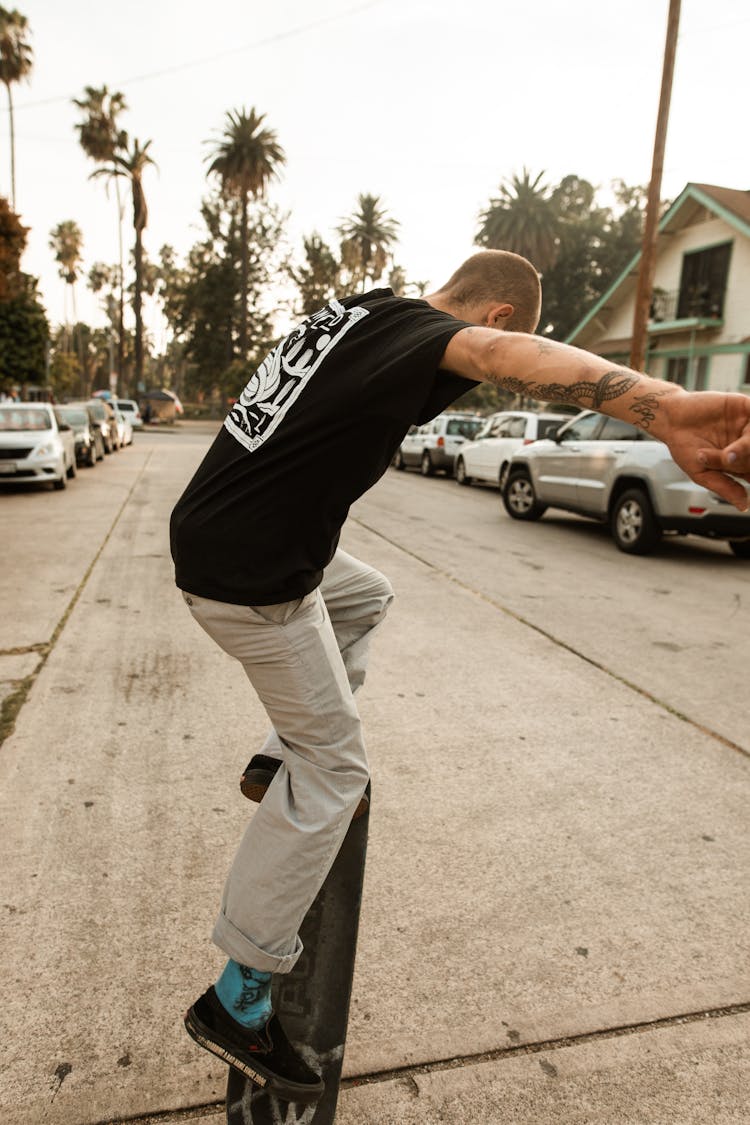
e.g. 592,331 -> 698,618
8,0 -> 750,340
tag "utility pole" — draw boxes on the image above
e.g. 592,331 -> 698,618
629,0 -> 682,373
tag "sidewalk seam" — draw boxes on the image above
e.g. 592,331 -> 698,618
0,452 -> 153,750
352,516 -> 750,761
89,1000 -> 750,1124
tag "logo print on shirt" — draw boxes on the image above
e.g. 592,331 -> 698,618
224,299 -> 369,453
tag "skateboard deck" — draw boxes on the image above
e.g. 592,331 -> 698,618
226,798 -> 369,1124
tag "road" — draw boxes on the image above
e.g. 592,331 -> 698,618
353,464 -> 750,751
1,423 -> 748,1125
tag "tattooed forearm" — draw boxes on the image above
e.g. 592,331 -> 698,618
491,367 -> 667,431
492,369 -> 638,408
629,390 -> 666,430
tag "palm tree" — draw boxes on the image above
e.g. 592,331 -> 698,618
337,193 -> 399,291
206,107 -> 285,360
73,84 -> 128,382
0,7 -> 33,209
49,220 -> 83,358
476,168 -> 559,274
92,139 -> 156,386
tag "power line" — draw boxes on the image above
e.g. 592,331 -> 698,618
15,0 -> 389,113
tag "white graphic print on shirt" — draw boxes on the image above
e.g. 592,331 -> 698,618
224,299 -> 369,453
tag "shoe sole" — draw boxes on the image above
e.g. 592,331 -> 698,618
240,767 -> 369,820
183,1007 -> 324,1105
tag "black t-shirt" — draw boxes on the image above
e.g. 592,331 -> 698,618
170,289 -> 477,604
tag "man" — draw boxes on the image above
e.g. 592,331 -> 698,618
170,250 -> 750,1103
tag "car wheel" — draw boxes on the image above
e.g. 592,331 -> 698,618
502,470 -> 546,520
53,471 -> 66,490
611,488 -> 662,555
66,457 -> 76,479
455,457 -> 472,486
393,449 -> 405,470
729,539 -> 750,558
88,446 -> 96,467
420,451 -> 435,477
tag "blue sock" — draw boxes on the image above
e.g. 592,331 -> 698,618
214,959 -> 273,1029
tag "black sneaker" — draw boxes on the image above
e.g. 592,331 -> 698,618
240,754 -> 370,820
184,986 -> 324,1104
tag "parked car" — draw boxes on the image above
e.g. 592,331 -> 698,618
71,398 -> 117,453
455,410 -> 572,488
0,402 -> 77,489
55,405 -> 105,467
111,403 -> 133,447
394,412 -> 484,475
501,409 -> 750,556
116,398 -> 143,430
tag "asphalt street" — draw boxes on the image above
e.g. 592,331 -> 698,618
1,422 -> 748,1125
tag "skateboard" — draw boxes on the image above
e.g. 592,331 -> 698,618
226,795 -> 370,1124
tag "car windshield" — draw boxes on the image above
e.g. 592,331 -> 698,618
118,402 -> 135,412
58,408 -> 88,425
86,402 -> 106,420
446,418 -> 482,438
0,406 -> 53,431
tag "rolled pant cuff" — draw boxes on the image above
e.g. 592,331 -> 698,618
212,911 -> 303,974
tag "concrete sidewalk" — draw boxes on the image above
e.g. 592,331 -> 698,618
0,435 -> 748,1124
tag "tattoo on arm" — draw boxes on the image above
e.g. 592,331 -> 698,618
490,368 -> 666,430
629,391 -> 665,430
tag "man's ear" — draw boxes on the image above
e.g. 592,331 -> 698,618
486,302 -> 514,328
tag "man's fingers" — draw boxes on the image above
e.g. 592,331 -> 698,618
697,446 -> 750,473
694,467 -> 749,511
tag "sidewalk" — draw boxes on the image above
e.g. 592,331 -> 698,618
0,437 -> 748,1124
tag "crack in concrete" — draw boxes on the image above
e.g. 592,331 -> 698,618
352,516 -> 750,762
0,453 -> 153,751
91,1001 -> 750,1124
0,642 -> 48,657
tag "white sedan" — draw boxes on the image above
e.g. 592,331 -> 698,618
0,402 -> 77,490
454,410 -> 572,488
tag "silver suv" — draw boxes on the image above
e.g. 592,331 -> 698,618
394,412 -> 484,476
502,409 -> 750,556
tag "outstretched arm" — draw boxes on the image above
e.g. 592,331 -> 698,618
441,327 -> 750,512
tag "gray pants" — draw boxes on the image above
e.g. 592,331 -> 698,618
182,549 -> 393,973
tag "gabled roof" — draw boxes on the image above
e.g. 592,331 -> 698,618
566,182 -> 750,347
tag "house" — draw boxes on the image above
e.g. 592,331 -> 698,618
566,183 -> 750,394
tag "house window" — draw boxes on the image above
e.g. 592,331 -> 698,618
666,355 -> 708,390
677,242 -> 731,319
666,357 -> 689,386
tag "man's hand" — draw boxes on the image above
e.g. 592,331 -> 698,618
655,391 -> 750,511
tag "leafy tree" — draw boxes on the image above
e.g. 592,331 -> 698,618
0,275 -> 48,387
0,7 -> 32,209
164,192 -> 284,398
73,84 -> 128,378
206,107 -> 285,360
48,349 -> 80,398
0,193 -> 48,389
476,168 -> 558,273
337,193 -> 399,291
92,138 -> 156,386
539,176 -> 645,340
290,233 -> 340,315
0,192 -> 25,298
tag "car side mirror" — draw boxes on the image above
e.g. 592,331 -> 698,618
58,422 -> 71,432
